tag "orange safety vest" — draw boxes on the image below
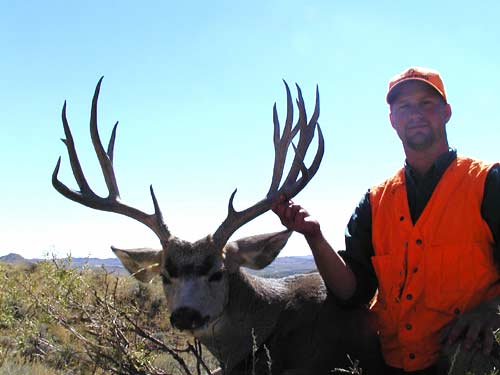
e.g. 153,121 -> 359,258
369,156 -> 500,371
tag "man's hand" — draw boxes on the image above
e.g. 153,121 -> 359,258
441,299 -> 500,355
272,194 -> 358,300
271,194 -> 321,239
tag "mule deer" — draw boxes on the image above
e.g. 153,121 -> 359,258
52,79 -> 382,374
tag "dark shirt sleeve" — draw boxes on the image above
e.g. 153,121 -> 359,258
481,164 -> 500,270
337,191 -> 378,306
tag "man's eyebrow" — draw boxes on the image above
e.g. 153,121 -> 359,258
393,98 -> 409,105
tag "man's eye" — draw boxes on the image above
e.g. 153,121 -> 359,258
208,271 -> 224,282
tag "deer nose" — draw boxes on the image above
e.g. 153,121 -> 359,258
170,307 -> 209,331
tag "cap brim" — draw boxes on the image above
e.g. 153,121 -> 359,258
386,78 -> 446,104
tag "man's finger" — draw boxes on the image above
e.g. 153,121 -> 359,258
463,321 -> 481,351
447,319 -> 467,346
440,322 -> 452,344
271,201 -> 282,214
285,204 -> 299,220
293,209 -> 308,225
482,328 -> 495,355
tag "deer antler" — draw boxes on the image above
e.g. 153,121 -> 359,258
52,77 -> 171,245
212,81 -> 324,247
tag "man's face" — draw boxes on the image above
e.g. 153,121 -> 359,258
389,81 -> 451,152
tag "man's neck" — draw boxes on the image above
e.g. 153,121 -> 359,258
404,145 -> 449,177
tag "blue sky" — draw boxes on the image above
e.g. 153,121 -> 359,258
1,1 -> 499,259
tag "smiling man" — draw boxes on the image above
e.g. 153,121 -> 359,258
273,67 -> 500,374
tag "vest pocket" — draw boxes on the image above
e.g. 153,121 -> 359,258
424,243 -> 494,314
371,254 -> 404,309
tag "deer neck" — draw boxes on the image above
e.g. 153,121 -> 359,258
193,270 -> 287,372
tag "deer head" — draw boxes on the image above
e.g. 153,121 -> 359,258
52,78 -> 323,333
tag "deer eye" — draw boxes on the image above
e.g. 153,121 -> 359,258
161,274 -> 171,285
208,270 -> 224,282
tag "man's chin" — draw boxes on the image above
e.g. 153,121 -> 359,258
406,134 -> 434,151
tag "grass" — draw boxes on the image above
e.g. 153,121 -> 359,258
0,257 -> 218,375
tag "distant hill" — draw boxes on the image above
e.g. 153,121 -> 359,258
0,253 -> 126,274
0,253 -> 317,278
248,255 -> 317,278
0,253 -> 34,265
68,257 -> 127,274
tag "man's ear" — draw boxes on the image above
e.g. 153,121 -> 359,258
223,230 -> 292,272
111,246 -> 162,283
389,110 -> 396,130
444,103 -> 452,124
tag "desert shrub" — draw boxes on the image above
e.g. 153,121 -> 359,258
0,257 -> 218,374
0,354 -> 67,375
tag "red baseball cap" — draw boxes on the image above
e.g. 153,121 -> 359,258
386,66 -> 447,104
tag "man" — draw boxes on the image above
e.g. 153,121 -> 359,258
272,67 -> 500,374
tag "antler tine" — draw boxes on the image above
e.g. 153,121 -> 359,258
268,80 -> 294,195
212,83 -> 323,248
280,84 -> 317,185
280,84 -> 321,191
90,77 -> 120,199
59,100 -> 93,195
52,78 -> 171,243
284,122 -> 324,198
107,122 -> 118,163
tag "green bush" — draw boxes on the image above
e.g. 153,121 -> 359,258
0,258 -> 217,374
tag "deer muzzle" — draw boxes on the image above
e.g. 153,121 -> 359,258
170,306 -> 210,331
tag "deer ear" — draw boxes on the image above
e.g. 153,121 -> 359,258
224,230 -> 292,271
111,246 -> 162,283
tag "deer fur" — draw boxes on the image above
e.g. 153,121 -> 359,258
113,230 -> 383,374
